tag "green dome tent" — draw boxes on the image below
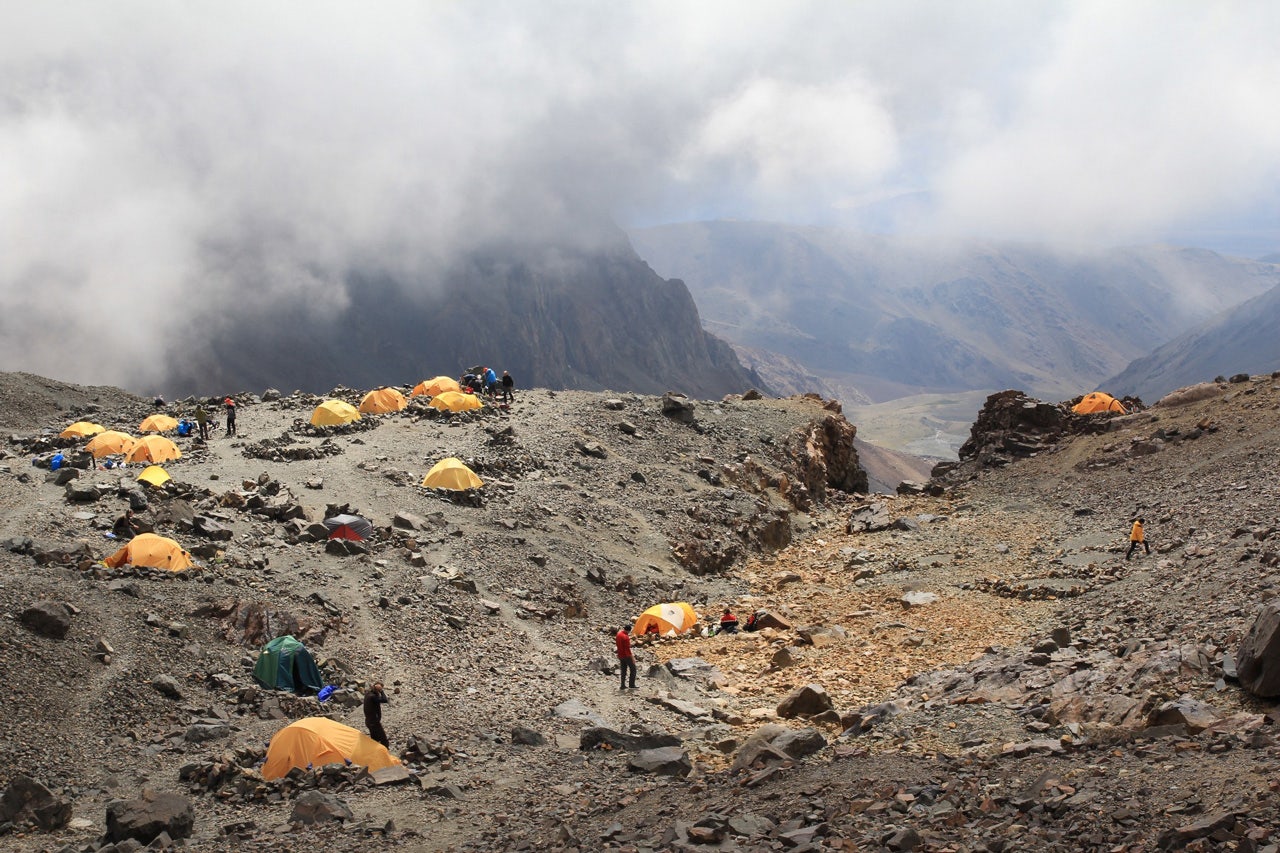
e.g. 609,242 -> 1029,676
252,635 -> 325,694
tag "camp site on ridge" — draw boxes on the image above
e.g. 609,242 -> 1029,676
3,369 -> 1280,851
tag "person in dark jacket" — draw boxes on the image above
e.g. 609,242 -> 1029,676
224,397 -> 237,436
615,626 -> 637,689
364,682 -> 390,747
501,370 -> 515,403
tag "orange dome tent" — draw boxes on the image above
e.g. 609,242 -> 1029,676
1072,392 -> 1127,415
411,376 -> 462,397
104,533 -> 194,571
309,400 -> 361,426
84,430 -> 137,458
139,414 -> 180,433
358,387 -> 407,414
60,421 -> 104,439
420,457 -> 483,491
429,391 -> 483,413
137,465 -> 171,488
632,602 -> 699,637
262,717 -> 401,780
126,435 -> 182,464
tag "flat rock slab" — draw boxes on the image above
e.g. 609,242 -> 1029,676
370,764 -> 411,785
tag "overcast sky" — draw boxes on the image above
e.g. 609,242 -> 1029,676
2,1 -> 1278,386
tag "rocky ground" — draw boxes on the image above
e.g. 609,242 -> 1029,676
1,370 -> 1279,852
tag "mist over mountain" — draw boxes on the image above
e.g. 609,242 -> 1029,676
630,221 -> 1280,402
1107,276 -> 1280,400
161,238 -> 760,399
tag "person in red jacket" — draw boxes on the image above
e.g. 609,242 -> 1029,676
615,626 -> 637,689
719,607 -> 739,634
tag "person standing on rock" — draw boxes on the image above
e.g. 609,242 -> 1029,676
1126,517 -> 1151,560
364,682 -> 390,747
615,626 -> 638,689
195,405 -> 209,441
501,370 -> 515,404
224,397 -> 237,436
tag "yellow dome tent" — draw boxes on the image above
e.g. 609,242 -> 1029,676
84,430 -> 137,458
137,465 -> 171,488
103,533 -> 194,571
632,602 -> 699,637
139,414 -> 180,433
262,717 -> 401,781
429,391 -> 483,413
126,435 -> 182,464
358,387 -> 408,414
411,376 -> 462,397
310,400 -> 361,426
1072,392 -> 1127,415
420,457 -> 483,491
60,421 -> 104,439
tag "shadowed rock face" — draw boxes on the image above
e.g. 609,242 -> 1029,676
165,242 -> 762,399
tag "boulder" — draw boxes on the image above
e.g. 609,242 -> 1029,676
0,775 -> 72,831
1147,696 -> 1222,734
900,590 -> 939,609
104,790 -> 194,844
511,726 -> 546,746
64,481 -> 101,502
1236,602 -> 1280,698
847,501 -> 891,533
771,727 -> 827,759
660,393 -> 697,424
20,602 -> 73,639
730,725 -> 793,773
150,675 -> 184,700
289,790 -> 352,825
580,727 -> 680,752
664,657 -> 725,685
627,746 -> 691,776
776,684 -> 834,719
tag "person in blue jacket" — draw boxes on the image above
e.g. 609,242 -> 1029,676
483,366 -> 498,399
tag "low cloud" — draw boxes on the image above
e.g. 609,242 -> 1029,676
1,2 -> 1277,388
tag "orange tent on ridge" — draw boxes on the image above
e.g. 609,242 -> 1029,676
1072,392 -> 1127,415
411,376 -> 462,397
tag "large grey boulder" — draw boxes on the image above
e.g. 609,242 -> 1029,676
105,790 -> 194,844
0,775 -> 72,831
1237,602 -> 1280,698
627,746 -> 691,776
20,602 -> 73,639
776,684 -> 834,719
290,790 -> 352,825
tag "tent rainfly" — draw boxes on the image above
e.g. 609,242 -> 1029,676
632,602 -> 699,637
322,514 -> 374,541
421,458 -> 483,491
103,533 -> 194,571
1072,392 -> 1127,415
411,376 -> 462,397
262,717 -> 400,780
252,635 -> 325,694
358,388 -> 407,414
428,391 -> 482,413
310,400 -> 361,426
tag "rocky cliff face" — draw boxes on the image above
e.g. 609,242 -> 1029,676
165,241 -> 761,399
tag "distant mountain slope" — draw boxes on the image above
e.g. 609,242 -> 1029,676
165,241 -> 761,399
630,222 -> 1279,401
1107,279 -> 1280,399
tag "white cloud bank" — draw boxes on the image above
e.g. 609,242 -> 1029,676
1,1 -> 1277,386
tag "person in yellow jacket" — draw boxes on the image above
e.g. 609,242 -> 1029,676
1126,517 -> 1150,560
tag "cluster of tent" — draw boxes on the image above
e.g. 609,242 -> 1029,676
308,377 -> 485,427
59,424 -> 183,464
